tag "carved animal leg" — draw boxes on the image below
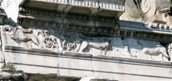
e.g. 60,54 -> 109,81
161,48 -> 170,61
168,50 -> 172,61
161,53 -> 170,60
102,49 -> 108,55
57,39 -> 63,51
78,41 -> 88,53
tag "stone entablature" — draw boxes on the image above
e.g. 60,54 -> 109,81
19,7 -> 118,24
17,7 -> 172,42
18,17 -> 172,42
1,0 -> 172,80
2,25 -> 172,62
3,46 -> 172,80
19,7 -> 172,35
22,0 -> 125,17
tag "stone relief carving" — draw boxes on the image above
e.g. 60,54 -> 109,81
122,39 -> 137,57
3,26 -> 41,48
62,40 -> 77,51
37,30 -> 63,51
142,45 -> 170,61
11,27 -> 41,48
77,39 -> 111,55
2,25 -> 172,62
166,43 -> 172,61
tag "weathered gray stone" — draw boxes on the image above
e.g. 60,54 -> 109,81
58,52 -> 94,77
0,0 -> 172,80
3,46 -> 172,80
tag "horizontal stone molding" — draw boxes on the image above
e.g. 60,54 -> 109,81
20,6 -> 172,35
5,46 -> 63,57
17,17 -> 172,42
18,18 -> 117,36
120,20 -> 172,34
22,0 -> 125,17
4,46 -> 172,68
8,62 -> 172,79
4,46 -> 172,80
16,7 -> 172,43
19,7 -> 118,24
29,0 -> 125,11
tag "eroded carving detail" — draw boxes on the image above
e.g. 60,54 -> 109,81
78,39 -> 111,55
2,25 -> 172,62
4,26 -> 41,48
37,30 -> 63,51
166,43 -> 172,61
63,40 -> 77,51
142,45 -> 170,61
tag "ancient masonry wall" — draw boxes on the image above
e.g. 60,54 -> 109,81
0,0 -> 171,81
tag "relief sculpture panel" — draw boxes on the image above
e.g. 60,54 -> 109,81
1,25 -> 172,62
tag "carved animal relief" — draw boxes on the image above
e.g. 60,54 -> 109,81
2,25 -> 172,62
142,45 -> 170,61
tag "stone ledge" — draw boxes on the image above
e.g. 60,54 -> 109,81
93,55 -> 172,68
120,20 -> 172,34
5,46 -> 63,57
6,62 -> 172,79
4,46 -> 172,68
63,51 -> 93,58
4,46 -> 172,80
22,0 -> 125,17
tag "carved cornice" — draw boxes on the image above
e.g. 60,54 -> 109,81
120,21 -> 172,34
22,0 -> 125,17
18,18 -> 117,36
29,0 -> 125,11
19,7 -> 118,24
18,18 -> 172,42
18,7 -> 172,42
19,7 -> 172,35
